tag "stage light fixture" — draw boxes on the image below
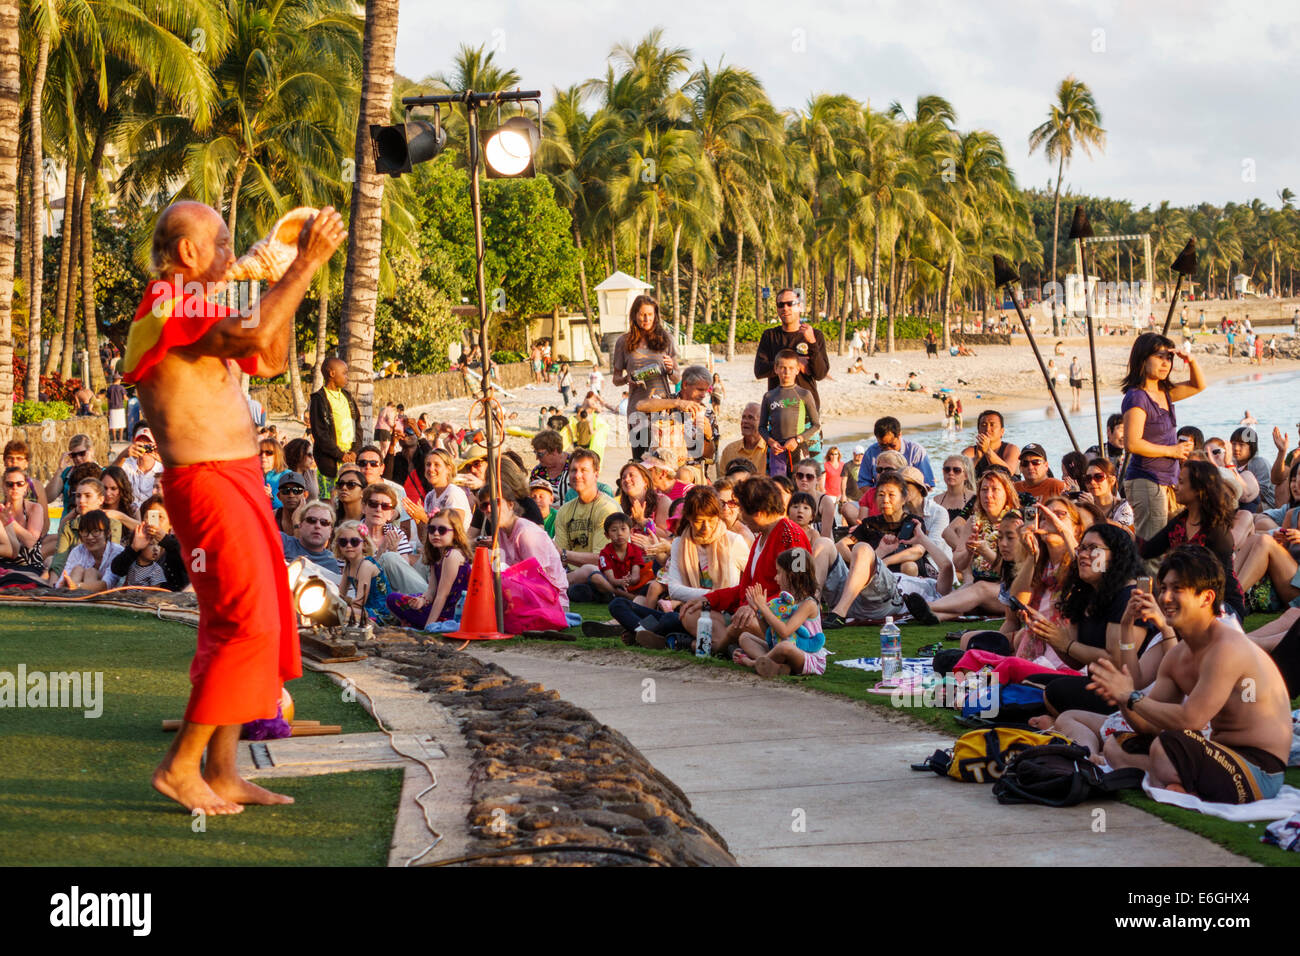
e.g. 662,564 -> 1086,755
483,116 -> 539,178
292,575 -> 348,627
369,119 -> 446,177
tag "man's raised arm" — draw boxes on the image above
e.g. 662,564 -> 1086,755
193,208 -> 346,375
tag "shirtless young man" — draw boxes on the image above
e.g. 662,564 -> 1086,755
1089,546 -> 1292,804
126,201 -> 346,815
962,409 -> 1021,479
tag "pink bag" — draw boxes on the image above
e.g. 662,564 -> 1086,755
500,558 -> 567,633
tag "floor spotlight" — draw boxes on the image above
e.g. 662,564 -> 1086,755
484,116 -> 539,179
292,574 -> 349,628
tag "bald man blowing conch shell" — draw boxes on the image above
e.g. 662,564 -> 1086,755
123,201 -> 346,815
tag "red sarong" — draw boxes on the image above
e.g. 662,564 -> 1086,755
164,455 -> 301,725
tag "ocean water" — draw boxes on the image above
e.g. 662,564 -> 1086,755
829,367 -> 1300,471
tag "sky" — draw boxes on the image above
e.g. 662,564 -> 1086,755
393,0 -> 1300,210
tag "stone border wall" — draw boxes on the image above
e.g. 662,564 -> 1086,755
250,361 -> 535,417
370,637 -> 736,867
9,416 -> 111,482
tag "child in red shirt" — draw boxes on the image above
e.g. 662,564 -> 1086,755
593,512 -> 657,603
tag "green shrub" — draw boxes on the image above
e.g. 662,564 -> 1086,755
492,350 -> 525,364
14,400 -> 72,426
691,314 -> 942,345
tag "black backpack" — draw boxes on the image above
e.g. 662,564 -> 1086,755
991,743 -> 1144,807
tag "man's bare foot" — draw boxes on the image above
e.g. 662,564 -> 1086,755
152,767 -> 244,815
754,658 -> 790,678
204,773 -> 295,806
1028,715 -> 1055,731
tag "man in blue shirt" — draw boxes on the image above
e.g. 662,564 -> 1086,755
857,415 -> 934,488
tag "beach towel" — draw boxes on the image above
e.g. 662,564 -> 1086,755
1140,778 -> 1300,822
835,656 -> 933,675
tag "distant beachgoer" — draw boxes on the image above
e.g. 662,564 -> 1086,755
1241,410 -> 1258,426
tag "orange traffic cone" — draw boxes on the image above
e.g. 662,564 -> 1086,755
448,544 -> 512,641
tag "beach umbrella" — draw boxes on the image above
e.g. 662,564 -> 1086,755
1069,205 -> 1106,456
992,255 -> 1082,455
1160,238 -> 1198,336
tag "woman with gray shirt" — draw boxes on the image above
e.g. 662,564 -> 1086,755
610,294 -> 680,461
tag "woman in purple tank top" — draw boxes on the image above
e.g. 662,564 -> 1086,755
1119,333 -> 1205,543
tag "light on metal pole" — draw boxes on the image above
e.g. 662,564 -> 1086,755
370,89 -> 542,635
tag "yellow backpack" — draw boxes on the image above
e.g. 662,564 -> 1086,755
919,727 -> 1072,783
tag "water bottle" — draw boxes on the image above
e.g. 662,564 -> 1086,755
696,611 -> 713,658
879,616 -> 902,686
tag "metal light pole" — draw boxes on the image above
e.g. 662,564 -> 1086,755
396,89 -> 542,635
1069,205 -> 1106,456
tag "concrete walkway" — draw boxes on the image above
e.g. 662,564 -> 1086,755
469,647 -> 1253,867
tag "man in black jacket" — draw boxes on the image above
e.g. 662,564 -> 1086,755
309,357 -> 361,490
754,287 -> 830,411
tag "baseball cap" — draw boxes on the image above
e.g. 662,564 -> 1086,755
278,471 -> 310,493
852,445 -> 865,456
1020,443 -> 1048,462
528,478 -> 556,495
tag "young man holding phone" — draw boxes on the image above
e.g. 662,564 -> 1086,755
114,424 -> 165,502
1089,547 -> 1292,804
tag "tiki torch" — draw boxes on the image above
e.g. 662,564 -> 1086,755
1069,205 -> 1105,456
992,255 -> 1081,455
1160,238 -> 1198,336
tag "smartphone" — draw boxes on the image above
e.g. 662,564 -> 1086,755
1137,576 -> 1153,594
1023,502 -> 1038,524
1007,594 -> 1030,615
898,517 -> 918,541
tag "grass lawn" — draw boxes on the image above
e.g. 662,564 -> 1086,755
523,602 -> 1300,866
0,606 -> 399,867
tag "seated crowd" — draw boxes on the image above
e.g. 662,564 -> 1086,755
3,329 -> 1297,807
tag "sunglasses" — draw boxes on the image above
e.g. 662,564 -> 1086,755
301,516 -> 333,527
795,472 -> 817,480
336,480 -> 363,490
365,500 -> 393,510
259,450 -> 276,456
337,537 -> 364,548
69,451 -> 89,461
1084,473 -> 1107,483
1021,458 -> 1045,467
280,485 -> 306,494
429,525 -> 453,534
942,466 -> 964,474
776,300 -> 796,308
721,499 -> 739,509
4,481 -> 25,488
358,459 -> 383,467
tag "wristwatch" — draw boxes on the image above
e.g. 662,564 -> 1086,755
1127,690 -> 1144,710
701,597 -> 711,612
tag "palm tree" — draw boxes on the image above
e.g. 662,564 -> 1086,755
0,0 -> 18,431
117,0 -> 362,248
685,62 -> 782,355
540,84 -> 621,364
338,0 -> 399,436
1028,76 -> 1106,334
20,0 -> 58,400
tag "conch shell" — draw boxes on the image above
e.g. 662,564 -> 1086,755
226,206 -> 318,283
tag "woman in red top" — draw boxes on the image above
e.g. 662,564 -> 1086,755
677,477 -> 810,657
823,447 -> 844,498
